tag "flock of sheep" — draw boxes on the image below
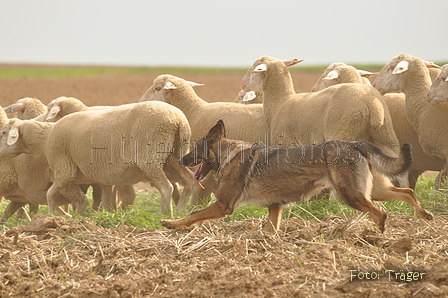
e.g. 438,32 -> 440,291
0,52 -> 447,227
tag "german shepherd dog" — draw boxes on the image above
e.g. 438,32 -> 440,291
161,120 -> 434,232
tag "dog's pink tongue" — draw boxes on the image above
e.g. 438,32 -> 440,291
193,163 -> 205,189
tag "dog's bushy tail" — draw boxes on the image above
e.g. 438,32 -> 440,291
357,141 -> 412,177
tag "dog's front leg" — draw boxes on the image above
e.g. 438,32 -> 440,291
161,173 -> 245,229
160,200 -> 234,229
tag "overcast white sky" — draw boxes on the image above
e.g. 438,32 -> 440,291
1,0 -> 447,68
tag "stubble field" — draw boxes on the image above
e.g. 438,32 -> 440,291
0,65 -> 447,297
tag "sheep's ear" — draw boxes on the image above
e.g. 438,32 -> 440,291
392,61 -> 409,74
185,81 -> 204,87
207,120 -> 225,141
422,60 -> 442,69
323,70 -> 339,81
283,59 -> 303,67
164,82 -> 177,90
242,91 -> 257,102
253,64 -> 267,73
4,103 -> 25,114
46,105 -> 61,121
357,69 -> 378,78
7,127 -> 19,145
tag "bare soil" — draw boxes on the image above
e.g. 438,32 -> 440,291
1,68 -> 447,297
0,68 -> 320,107
1,214 -> 447,298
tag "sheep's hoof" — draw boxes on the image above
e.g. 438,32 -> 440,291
420,209 -> 434,220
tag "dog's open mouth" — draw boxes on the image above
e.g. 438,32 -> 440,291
191,160 -> 206,189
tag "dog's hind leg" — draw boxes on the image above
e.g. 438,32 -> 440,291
266,204 -> 283,232
336,186 -> 388,232
371,175 -> 434,220
329,165 -> 388,231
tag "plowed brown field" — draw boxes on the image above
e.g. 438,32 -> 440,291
0,68 -> 447,298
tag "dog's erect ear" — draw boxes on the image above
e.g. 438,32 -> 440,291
206,120 -> 225,141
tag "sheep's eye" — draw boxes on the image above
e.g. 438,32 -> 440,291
155,86 -> 161,91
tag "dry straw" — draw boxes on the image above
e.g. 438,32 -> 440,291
0,213 -> 447,297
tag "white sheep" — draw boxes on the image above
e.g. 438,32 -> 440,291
312,62 -> 445,188
43,96 -> 196,211
428,64 -> 448,105
44,97 -> 133,210
2,97 -> 49,217
310,62 -> 377,91
241,56 -> 401,160
44,96 -> 112,122
0,101 -> 192,216
1,97 -> 105,217
373,53 -> 447,185
139,74 -> 270,143
0,105 -> 83,221
3,97 -> 47,120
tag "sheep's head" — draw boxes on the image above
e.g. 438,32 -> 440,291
139,75 -> 203,104
374,53 -> 440,95
45,96 -> 87,122
311,62 -> 348,92
0,119 -> 27,160
241,56 -> 302,94
311,63 -> 376,92
3,97 -> 46,120
234,89 -> 264,104
374,53 -> 413,95
311,62 -> 378,92
428,64 -> 448,105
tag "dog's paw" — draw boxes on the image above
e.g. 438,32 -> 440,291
421,209 -> 434,220
160,219 -> 177,229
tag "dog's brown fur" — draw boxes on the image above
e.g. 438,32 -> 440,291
161,121 -> 433,232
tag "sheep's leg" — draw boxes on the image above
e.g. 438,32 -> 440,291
16,207 -> 32,222
47,183 -> 71,216
0,201 -> 26,223
190,186 -> 213,206
150,173 -> 174,216
114,185 -> 136,209
266,205 -> 283,232
435,165 -> 447,189
16,204 -> 37,221
101,185 -> 117,211
172,165 -> 195,212
163,163 -> 196,211
91,184 -> 103,211
69,185 -> 89,215
50,184 -> 89,216
371,176 -> 434,220
172,184 -> 181,205
190,175 -> 216,206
